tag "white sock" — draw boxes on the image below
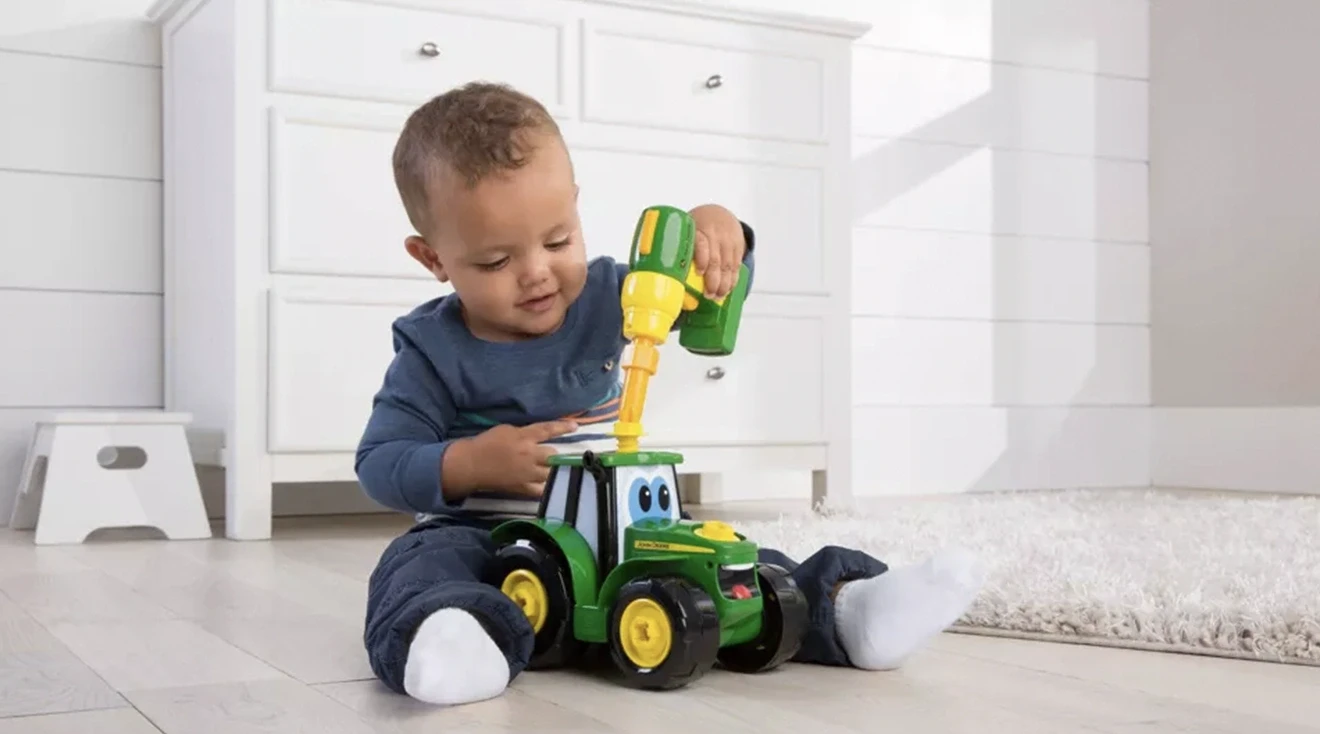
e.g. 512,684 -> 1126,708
834,546 -> 985,670
403,608 -> 510,705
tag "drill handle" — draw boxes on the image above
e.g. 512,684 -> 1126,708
677,261 -> 751,356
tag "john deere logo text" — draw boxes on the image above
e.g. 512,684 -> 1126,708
633,540 -> 714,554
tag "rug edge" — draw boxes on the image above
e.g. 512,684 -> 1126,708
949,625 -> 1320,668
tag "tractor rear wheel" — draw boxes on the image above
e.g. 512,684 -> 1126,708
488,540 -> 581,670
717,563 -> 807,673
607,576 -> 719,689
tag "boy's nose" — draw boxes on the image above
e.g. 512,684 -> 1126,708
519,255 -> 553,285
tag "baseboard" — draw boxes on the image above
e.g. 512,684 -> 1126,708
1153,407 -> 1320,494
196,467 -> 392,518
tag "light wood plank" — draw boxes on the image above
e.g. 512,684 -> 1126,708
127,678 -> 376,734
319,678 -> 619,734
42,619 -> 286,692
0,708 -> 162,734
0,570 -> 177,625
196,614 -> 373,685
0,617 -> 125,718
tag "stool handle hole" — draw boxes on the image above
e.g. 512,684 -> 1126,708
97,445 -> 148,470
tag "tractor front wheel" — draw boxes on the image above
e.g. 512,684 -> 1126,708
716,563 -> 807,673
487,539 -> 581,670
607,577 -> 719,690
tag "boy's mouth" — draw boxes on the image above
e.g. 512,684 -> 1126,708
518,291 -> 558,313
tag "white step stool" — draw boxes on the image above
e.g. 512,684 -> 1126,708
9,411 -> 213,545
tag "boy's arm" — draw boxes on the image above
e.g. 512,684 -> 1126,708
354,327 -> 469,515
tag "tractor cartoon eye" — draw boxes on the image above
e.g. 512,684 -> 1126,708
627,475 -> 676,525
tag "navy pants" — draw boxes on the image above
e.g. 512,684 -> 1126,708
364,516 -> 890,695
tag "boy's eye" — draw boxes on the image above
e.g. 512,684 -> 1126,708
546,238 -> 571,250
477,258 -> 508,271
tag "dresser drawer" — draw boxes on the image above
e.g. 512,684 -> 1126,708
268,0 -> 572,110
268,107 -> 425,278
640,314 -> 825,446
266,282 -> 448,452
582,17 -> 826,142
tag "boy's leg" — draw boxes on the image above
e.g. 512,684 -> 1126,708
758,545 -> 983,670
364,521 -> 534,705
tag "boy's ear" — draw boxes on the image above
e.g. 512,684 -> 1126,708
405,235 -> 449,283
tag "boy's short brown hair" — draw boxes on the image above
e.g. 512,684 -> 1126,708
392,81 -> 562,235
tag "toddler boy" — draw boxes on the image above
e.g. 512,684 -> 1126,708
356,81 -> 984,706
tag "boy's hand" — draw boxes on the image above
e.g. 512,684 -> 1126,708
689,203 -> 746,299
445,421 -> 578,498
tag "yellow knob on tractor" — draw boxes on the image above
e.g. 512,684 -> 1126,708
694,520 -> 739,542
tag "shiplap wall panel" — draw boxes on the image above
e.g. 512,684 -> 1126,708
0,51 -> 160,179
853,406 -> 1150,493
841,0 -> 1150,497
0,170 -> 162,293
853,47 -> 1149,160
852,320 -> 1150,406
852,229 -> 1149,324
0,291 -> 162,407
853,139 -> 1149,243
841,0 -> 1149,78
0,0 -> 160,65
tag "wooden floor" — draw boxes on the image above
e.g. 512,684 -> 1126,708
1,510 -> 1318,733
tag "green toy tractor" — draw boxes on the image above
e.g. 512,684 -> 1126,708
486,204 -> 807,689
485,448 -> 808,689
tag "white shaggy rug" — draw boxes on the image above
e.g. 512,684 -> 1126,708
732,489 -> 1320,665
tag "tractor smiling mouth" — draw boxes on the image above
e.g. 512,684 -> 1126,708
718,563 -> 759,600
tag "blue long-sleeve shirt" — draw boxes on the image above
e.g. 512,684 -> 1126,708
355,228 -> 755,517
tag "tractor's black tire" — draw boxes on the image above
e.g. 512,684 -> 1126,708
487,540 -> 582,670
716,563 -> 808,674
607,576 -> 720,690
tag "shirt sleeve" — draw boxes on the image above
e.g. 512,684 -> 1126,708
354,324 -> 461,515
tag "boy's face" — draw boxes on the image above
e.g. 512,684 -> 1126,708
405,132 -> 588,341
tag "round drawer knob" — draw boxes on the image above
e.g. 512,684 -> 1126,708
419,42 -> 440,57
704,74 -> 723,89
706,366 -> 725,380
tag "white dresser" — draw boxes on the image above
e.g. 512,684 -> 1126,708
147,0 -> 868,540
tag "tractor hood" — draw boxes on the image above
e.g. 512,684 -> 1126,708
624,519 -> 758,565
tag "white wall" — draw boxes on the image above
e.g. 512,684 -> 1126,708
0,0 -> 1151,521
0,0 -> 164,523
1151,0 -> 1320,494
837,0 -> 1151,496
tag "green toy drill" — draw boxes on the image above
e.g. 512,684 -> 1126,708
612,205 -> 751,453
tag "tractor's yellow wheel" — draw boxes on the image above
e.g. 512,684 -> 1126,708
501,568 -> 549,633
618,597 -> 673,669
